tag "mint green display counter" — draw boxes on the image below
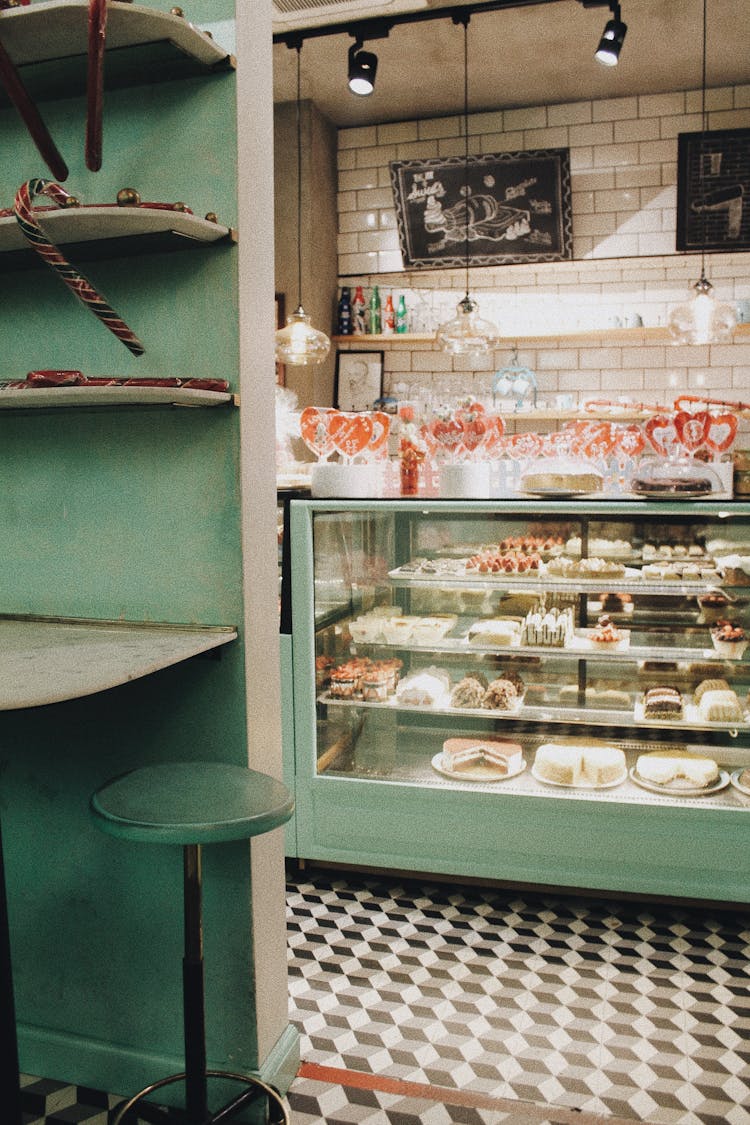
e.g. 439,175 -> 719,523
290,499 -> 750,903
1,0 -> 295,1106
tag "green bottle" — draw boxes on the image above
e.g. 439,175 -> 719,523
395,294 -> 408,333
368,286 -> 381,334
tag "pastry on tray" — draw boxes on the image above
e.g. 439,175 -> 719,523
482,677 -> 520,711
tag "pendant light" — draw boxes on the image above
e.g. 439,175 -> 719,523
667,0 -> 736,346
436,14 -> 499,358
275,44 -> 331,367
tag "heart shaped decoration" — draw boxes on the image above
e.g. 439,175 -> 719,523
300,406 -> 335,460
704,411 -> 738,454
674,410 -> 710,453
369,411 -> 391,455
431,416 -> 464,453
616,424 -> 645,459
582,421 -> 616,461
329,411 -> 374,460
644,414 -> 679,458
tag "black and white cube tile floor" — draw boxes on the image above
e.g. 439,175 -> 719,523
21,867 -> 750,1125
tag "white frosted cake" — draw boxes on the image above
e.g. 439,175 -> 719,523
635,749 -> 719,788
534,742 -> 626,786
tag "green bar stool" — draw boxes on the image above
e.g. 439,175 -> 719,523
90,761 -> 294,1125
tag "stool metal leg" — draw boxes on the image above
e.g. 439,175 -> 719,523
0,820 -> 22,1125
111,842 -> 290,1125
183,843 -> 208,1125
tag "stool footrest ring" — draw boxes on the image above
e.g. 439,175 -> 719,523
112,1068 -> 290,1125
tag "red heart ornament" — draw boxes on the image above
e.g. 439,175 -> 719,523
300,406 -> 335,460
369,411 -> 391,455
431,417 -> 464,452
674,410 -> 710,453
583,421 -> 616,461
508,432 -> 543,460
644,415 -> 679,458
704,411 -> 738,454
329,411 -> 374,459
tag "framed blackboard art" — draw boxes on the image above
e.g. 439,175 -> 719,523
390,148 -> 573,269
676,127 -> 750,253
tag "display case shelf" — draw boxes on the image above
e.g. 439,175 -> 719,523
0,614 -> 237,709
0,208 -> 235,271
332,323 -> 750,347
0,0 -> 234,105
387,572 -> 738,598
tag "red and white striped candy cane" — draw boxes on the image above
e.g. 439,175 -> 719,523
14,178 -> 144,356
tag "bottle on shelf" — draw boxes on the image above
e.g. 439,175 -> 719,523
383,293 -> 395,335
395,294 -> 408,334
337,286 -> 352,335
368,286 -> 381,334
352,285 -> 366,335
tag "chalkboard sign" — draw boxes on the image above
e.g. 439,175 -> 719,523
390,148 -> 572,269
676,128 -> 750,253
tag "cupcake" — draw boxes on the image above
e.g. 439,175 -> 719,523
711,621 -> 748,660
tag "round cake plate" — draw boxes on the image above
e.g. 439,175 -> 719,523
729,768 -> 750,796
530,764 -> 627,790
630,490 -> 714,501
432,753 -> 526,783
629,765 -> 730,797
521,488 -> 599,499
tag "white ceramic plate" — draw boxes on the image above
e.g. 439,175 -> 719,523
629,765 -> 730,797
729,768 -> 750,796
432,753 -> 526,783
531,764 -> 627,790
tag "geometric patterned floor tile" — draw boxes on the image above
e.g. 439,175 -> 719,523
21,866 -> 750,1125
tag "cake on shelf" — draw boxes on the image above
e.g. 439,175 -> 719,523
467,618 -> 522,646
635,749 -> 719,788
450,675 -> 486,709
441,737 -> 524,776
482,677 -> 520,711
643,686 -> 684,719
396,667 -> 451,706
711,622 -> 748,659
533,742 -> 626,787
520,606 -> 574,647
696,689 -> 744,722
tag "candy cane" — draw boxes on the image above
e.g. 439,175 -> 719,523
86,0 -> 107,171
0,33 -> 67,180
14,178 -> 144,356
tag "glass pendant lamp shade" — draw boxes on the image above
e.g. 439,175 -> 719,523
436,17 -> 500,359
275,305 -> 331,366
436,294 -> 499,357
667,275 -> 737,345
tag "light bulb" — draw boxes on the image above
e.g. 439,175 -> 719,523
667,277 -> 737,345
436,295 -> 499,357
274,307 -> 331,367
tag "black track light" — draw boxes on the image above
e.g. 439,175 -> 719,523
348,41 -> 378,96
595,3 -> 626,66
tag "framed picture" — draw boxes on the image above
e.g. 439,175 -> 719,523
334,350 -> 384,412
676,127 -> 750,252
390,147 -> 572,268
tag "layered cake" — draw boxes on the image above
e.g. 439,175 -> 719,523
693,677 -> 731,704
547,556 -> 625,579
643,686 -> 684,719
521,606 -> 574,647
533,742 -> 626,786
482,677 -> 520,711
697,689 -> 744,722
441,737 -> 524,776
411,615 -> 457,643
635,749 -> 719,788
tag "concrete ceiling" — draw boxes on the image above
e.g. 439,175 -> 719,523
272,0 -> 750,127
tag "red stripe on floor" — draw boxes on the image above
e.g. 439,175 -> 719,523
296,1062 -> 512,1111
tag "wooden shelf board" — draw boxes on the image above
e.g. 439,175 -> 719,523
332,323 -> 749,346
0,210 -> 235,271
0,385 -> 234,410
0,1 -> 233,104
0,615 -> 237,710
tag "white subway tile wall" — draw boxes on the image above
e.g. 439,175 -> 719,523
335,84 -> 750,417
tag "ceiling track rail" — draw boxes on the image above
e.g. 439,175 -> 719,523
273,0 -> 567,48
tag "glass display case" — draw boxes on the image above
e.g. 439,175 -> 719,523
289,499 -> 750,902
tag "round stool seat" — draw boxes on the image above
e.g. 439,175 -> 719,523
90,761 -> 294,845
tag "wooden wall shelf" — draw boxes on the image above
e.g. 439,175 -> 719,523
0,0 -> 233,104
0,385 -> 234,410
0,615 -> 237,710
332,323 -> 750,346
0,208 -> 235,271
